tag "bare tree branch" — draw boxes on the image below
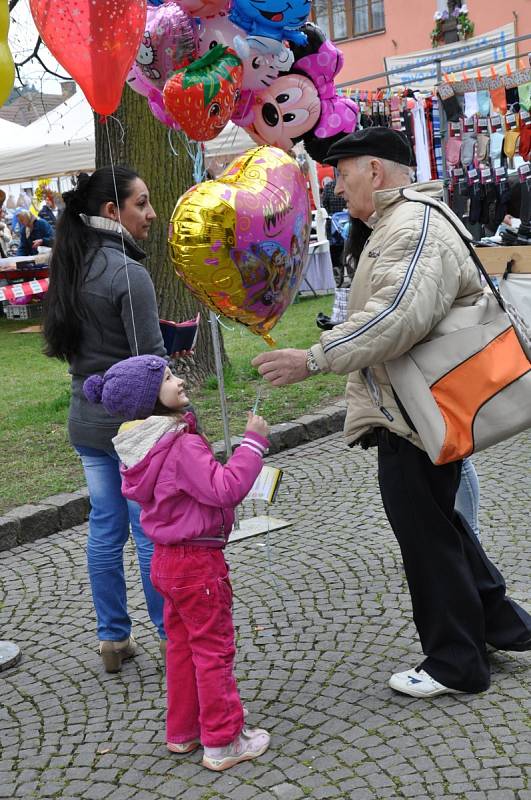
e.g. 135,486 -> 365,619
14,36 -> 42,68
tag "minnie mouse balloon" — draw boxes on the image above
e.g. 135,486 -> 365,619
30,0 -> 147,115
244,27 -> 358,155
168,146 -> 311,345
136,1 -> 197,90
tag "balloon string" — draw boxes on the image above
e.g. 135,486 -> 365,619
106,115 -> 126,144
215,314 -> 235,332
105,121 -> 140,357
167,128 -> 180,157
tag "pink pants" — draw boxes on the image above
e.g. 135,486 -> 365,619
150,544 -> 244,747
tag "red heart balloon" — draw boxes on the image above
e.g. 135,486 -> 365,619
30,0 -> 147,116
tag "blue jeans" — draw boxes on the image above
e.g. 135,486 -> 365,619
75,445 -> 165,641
455,457 -> 481,541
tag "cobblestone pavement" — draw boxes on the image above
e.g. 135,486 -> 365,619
1,432 -> 530,800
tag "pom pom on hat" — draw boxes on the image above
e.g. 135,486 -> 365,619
82,355 -> 168,420
83,374 -> 105,404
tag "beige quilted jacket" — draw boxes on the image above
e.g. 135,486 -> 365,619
310,181 -> 484,448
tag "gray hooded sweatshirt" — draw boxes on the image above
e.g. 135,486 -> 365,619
68,216 -> 167,453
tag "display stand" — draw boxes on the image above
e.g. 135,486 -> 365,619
208,311 -> 291,540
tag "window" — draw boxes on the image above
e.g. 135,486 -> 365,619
352,0 -> 385,36
313,0 -> 385,41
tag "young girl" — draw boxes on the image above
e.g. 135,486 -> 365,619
84,354 -> 271,771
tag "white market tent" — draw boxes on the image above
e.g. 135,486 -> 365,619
0,91 -> 254,184
0,92 -> 95,184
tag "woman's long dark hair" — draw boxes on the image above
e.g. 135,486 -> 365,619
42,166 -> 139,361
346,217 -> 372,265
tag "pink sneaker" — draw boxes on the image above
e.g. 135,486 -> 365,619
167,739 -> 200,754
202,728 -> 271,772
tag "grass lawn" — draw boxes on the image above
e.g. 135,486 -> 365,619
0,295 -> 346,515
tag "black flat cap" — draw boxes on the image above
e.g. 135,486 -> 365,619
324,127 -> 413,167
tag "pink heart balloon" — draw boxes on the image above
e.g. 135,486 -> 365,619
169,146 -> 311,345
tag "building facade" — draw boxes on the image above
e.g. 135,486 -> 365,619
314,0 -> 531,88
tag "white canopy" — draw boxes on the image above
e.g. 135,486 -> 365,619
0,93 -> 95,184
0,93 -> 254,183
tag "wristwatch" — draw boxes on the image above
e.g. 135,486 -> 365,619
306,348 -> 321,375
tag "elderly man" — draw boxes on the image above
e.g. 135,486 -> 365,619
253,127 -> 531,698
15,209 -> 54,257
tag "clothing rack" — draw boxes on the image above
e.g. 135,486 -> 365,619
334,32 -> 531,207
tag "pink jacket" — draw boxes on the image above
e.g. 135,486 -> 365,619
114,416 -> 268,547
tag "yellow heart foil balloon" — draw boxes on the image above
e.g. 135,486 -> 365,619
169,146 -> 311,345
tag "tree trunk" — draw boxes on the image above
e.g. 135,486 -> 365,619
94,84 -> 226,384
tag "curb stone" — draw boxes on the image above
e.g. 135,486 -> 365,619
0,400 -> 346,551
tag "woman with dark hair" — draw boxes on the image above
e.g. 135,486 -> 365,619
43,166 -> 167,673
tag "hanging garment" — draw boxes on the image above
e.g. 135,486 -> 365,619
504,129 -> 521,168
519,125 -> 531,160
494,181 -> 512,227
476,133 -> 490,164
464,91 -> 479,118
477,90 -> 491,116
490,86 -> 507,115
505,87 -> 520,109
431,98 -> 443,179
411,97 -> 432,182
490,131 -> 505,166
460,132 -> 477,167
440,91 -> 461,122
446,137 -> 463,169
518,82 -> 531,112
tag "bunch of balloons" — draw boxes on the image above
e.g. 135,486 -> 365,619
29,0 -> 357,153
27,0 -> 349,344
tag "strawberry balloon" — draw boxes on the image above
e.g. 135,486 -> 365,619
30,0 -> 147,116
163,44 -> 243,141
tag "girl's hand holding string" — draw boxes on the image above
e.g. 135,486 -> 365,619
245,411 -> 268,438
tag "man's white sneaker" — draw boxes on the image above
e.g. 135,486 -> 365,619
202,727 -> 270,772
389,667 -> 464,698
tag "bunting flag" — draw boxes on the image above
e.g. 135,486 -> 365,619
0,277 -> 49,303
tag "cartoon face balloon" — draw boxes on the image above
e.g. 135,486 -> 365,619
168,146 -> 311,345
244,36 -> 358,154
136,1 -> 197,90
228,0 -> 310,45
163,44 -> 243,140
246,73 -> 321,151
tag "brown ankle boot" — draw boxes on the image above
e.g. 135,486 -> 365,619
99,635 -> 137,673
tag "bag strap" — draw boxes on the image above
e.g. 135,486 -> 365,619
399,188 -> 506,311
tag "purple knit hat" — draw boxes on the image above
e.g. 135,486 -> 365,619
83,355 -> 167,420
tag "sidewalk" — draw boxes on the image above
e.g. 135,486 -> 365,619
0,430 -> 529,800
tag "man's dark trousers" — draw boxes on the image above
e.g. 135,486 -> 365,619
376,428 -> 531,693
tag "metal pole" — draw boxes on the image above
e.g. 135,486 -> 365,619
209,310 -> 232,460
208,310 -> 240,528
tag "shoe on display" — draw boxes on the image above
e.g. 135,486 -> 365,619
167,739 -> 200,754
99,635 -> 137,673
389,667 -> 465,698
202,727 -> 271,772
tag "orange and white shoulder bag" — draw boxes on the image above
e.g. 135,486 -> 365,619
385,189 -> 531,465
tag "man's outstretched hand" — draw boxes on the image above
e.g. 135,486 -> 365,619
252,348 -> 309,386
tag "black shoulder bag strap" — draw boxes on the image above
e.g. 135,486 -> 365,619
398,187 -> 507,312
